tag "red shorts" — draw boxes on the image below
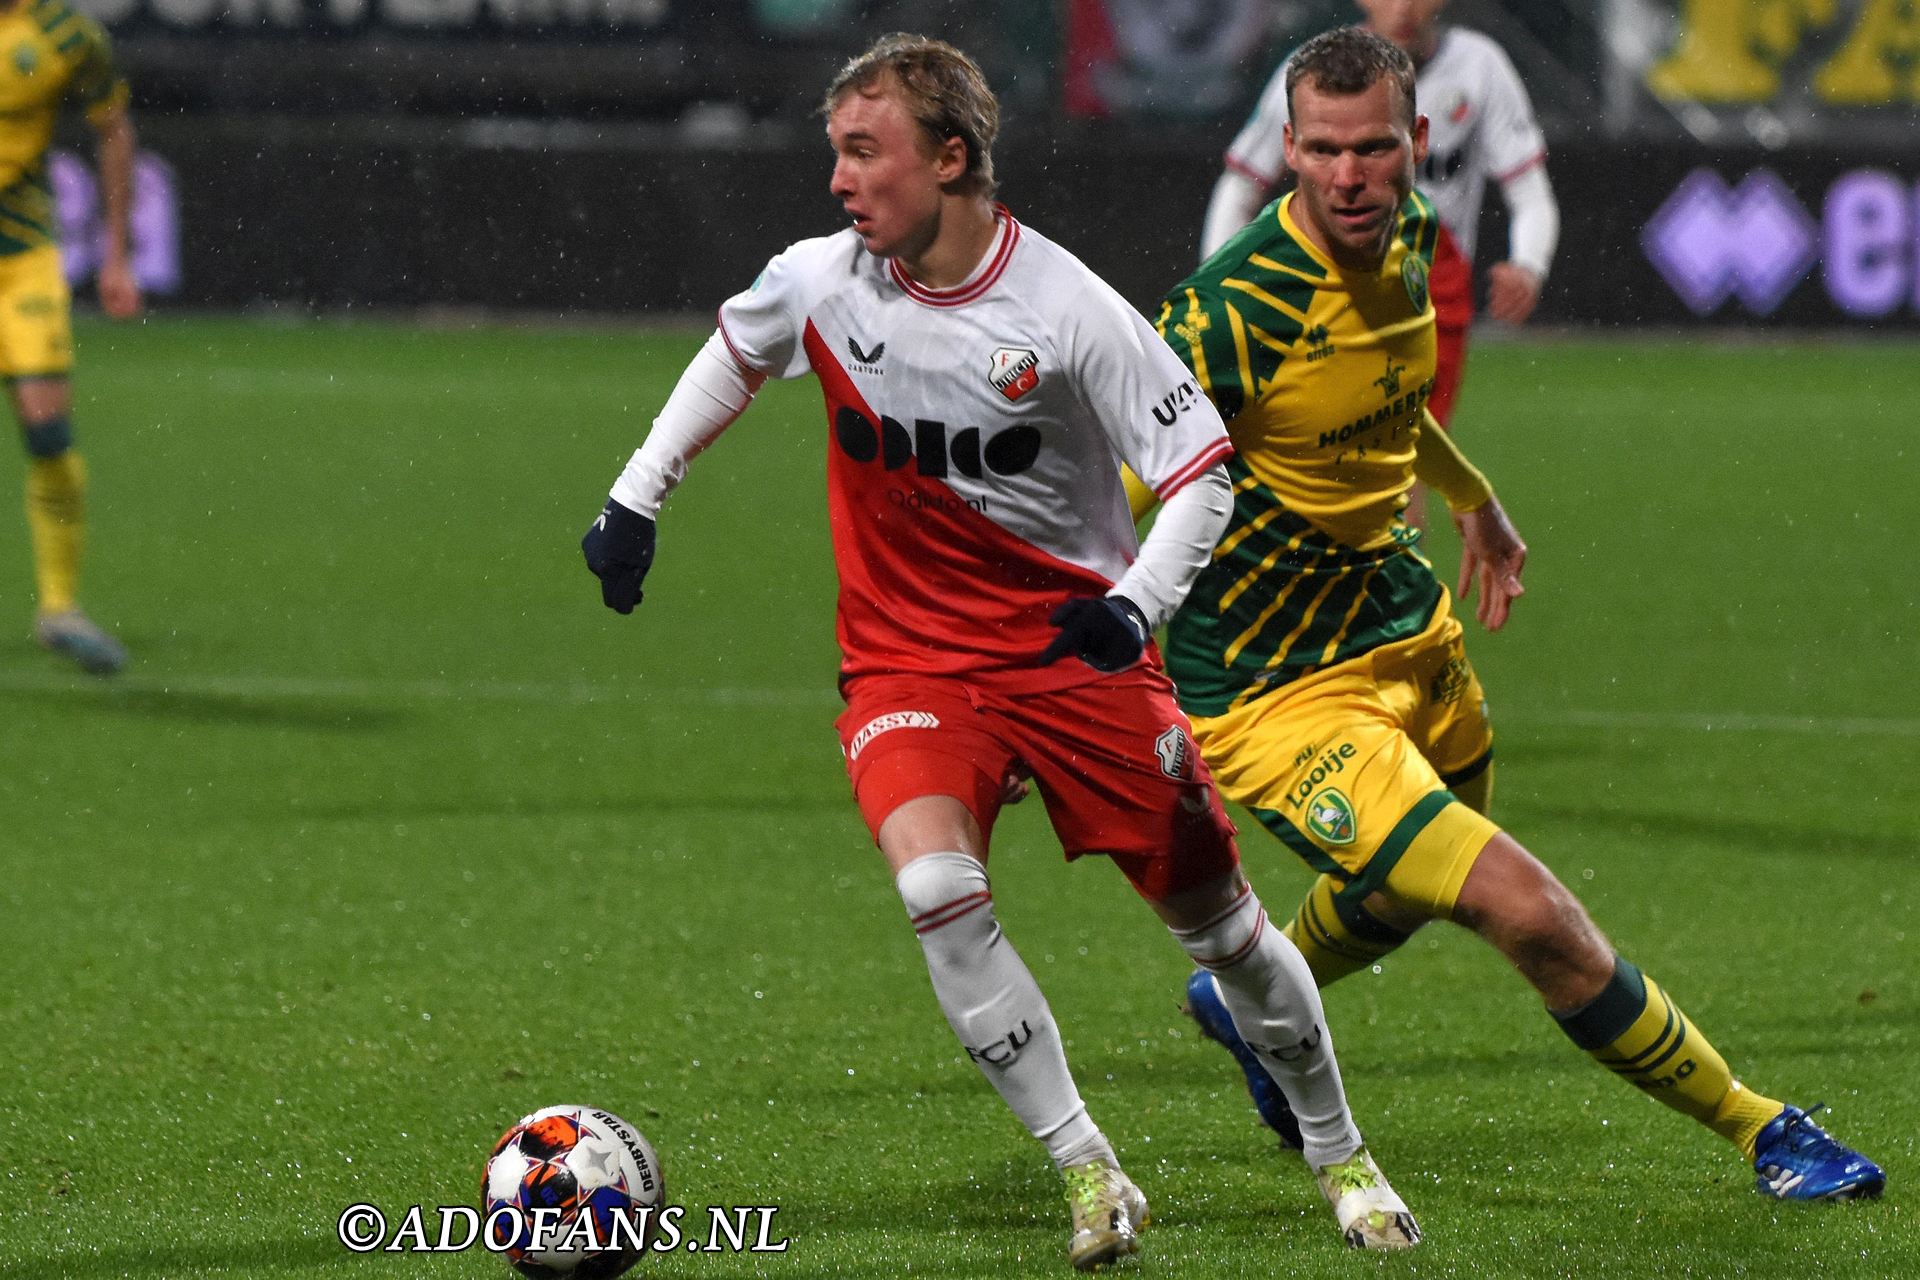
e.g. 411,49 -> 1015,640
835,668 -> 1239,901
1429,224 -> 1473,427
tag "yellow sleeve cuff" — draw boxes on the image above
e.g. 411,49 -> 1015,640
1412,410 -> 1494,512
1121,464 -> 1159,523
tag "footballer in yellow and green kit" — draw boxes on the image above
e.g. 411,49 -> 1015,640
0,0 -> 139,674
1151,188 -> 1502,935
1153,183 -> 1879,1197
1155,26 -> 1883,1205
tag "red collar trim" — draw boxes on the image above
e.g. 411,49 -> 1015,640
888,206 -> 1020,308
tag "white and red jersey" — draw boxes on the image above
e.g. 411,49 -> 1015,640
717,208 -> 1232,690
1225,26 -> 1547,264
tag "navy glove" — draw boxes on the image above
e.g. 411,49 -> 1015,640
1037,595 -> 1149,673
582,500 -> 656,614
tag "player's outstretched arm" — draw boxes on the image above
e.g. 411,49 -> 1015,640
1452,496 -> 1527,632
1110,462 -> 1232,628
1037,596 -> 1151,673
582,501 -> 655,614
1038,464 -> 1233,671
581,331 -> 764,614
1411,410 -> 1525,630
1488,164 -> 1558,325
90,104 -> 141,319
1484,262 -> 1541,326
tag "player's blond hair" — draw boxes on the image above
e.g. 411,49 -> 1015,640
1286,25 -> 1418,127
822,33 -> 1000,198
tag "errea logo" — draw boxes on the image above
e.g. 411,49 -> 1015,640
1174,302 -> 1210,347
988,347 -> 1039,402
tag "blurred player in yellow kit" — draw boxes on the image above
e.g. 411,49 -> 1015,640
0,0 -> 139,674
1141,25 -> 1884,1204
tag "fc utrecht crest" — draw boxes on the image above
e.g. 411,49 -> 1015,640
988,347 -> 1040,402
1154,726 -> 1192,780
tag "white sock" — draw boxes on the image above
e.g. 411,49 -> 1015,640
1171,883 -> 1363,1167
896,851 -> 1111,1171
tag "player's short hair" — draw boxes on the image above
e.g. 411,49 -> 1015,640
822,33 -> 1000,198
1285,26 -> 1417,127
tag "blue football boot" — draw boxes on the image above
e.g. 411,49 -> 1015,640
1182,969 -> 1303,1150
1752,1104 -> 1885,1201
35,609 -> 126,676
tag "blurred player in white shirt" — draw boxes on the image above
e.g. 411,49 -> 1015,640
1202,0 -> 1559,431
582,32 -> 1420,1267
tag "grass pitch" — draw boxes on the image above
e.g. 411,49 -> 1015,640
2,318 -> 1914,1278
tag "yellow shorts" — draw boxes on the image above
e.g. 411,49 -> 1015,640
1189,600 -> 1498,919
0,245 -> 73,379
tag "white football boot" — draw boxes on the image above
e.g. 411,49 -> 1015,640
1313,1146 -> 1420,1249
1063,1159 -> 1149,1269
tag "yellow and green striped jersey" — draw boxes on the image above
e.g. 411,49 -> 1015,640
0,0 -> 126,256
1154,190 -> 1445,716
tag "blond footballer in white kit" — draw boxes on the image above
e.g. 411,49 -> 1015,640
704,208 -> 1230,671
582,32 -> 1422,1268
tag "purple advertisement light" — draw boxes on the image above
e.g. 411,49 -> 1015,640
1822,171 -> 1910,318
1641,169 -> 1819,316
50,148 -> 181,295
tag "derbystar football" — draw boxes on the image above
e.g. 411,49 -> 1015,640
482,1104 -> 665,1279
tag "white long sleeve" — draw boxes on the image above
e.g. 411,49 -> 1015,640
1109,463 -> 1233,632
609,331 -> 765,517
1500,163 -> 1559,283
1200,168 -> 1272,259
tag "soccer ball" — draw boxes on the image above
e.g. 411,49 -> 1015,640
482,1104 -> 665,1279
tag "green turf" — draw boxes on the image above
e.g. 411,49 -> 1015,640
2,318 -> 1913,1278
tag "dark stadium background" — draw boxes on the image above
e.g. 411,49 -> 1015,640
84,0 -> 1920,327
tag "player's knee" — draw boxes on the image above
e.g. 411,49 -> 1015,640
894,851 -> 1044,1064
1166,876 -> 1263,971
1467,875 -> 1600,973
1171,882 -> 1321,1043
1359,889 -> 1428,938
894,850 -> 995,954
22,416 -> 73,459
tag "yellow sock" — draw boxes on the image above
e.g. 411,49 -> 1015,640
1281,873 -> 1417,986
26,450 -> 86,615
1552,956 -> 1783,1157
